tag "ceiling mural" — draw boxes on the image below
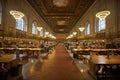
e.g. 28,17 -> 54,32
27,0 -> 96,34
53,0 -> 69,7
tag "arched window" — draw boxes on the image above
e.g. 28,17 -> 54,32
85,23 -> 90,35
0,2 -> 2,24
16,17 -> 27,31
95,18 -> 106,32
40,27 -> 43,37
32,22 -> 38,34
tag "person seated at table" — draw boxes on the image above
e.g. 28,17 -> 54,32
116,43 -> 120,49
0,50 -> 4,57
106,43 -> 117,49
44,42 -> 50,52
39,42 -> 45,54
90,42 -> 95,49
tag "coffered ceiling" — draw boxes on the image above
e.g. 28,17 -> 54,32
27,0 -> 96,34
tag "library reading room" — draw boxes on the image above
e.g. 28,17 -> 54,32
0,0 -> 120,80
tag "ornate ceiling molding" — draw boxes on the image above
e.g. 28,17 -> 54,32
27,0 -> 96,34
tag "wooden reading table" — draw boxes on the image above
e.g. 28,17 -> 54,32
83,54 -> 120,80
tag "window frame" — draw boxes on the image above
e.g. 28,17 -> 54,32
16,17 -> 27,31
40,28 -> 43,37
95,18 -> 106,32
0,2 -> 2,24
32,22 -> 38,35
85,22 -> 90,35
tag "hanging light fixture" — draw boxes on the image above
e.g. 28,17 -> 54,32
96,11 -> 110,20
78,27 -> 85,32
10,10 -> 24,19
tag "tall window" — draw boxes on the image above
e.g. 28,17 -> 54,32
85,23 -> 90,35
32,22 -> 38,34
0,2 -> 2,24
16,17 -> 27,31
95,18 -> 106,32
40,28 -> 43,37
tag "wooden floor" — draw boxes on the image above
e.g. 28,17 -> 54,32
18,44 -> 92,80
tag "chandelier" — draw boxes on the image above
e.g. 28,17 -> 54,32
96,11 -> 110,20
10,10 -> 24,19
78,27 -> 85,32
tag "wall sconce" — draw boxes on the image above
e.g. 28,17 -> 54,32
10,10 -> 24,19
73,32 -> 77,35
48,34 -> 52,37
37,27 -> 42,31
45,32 -> 49,35
78,27 -> 85,32
70,34 -> 73,38
96,11 -> 110,20
44,32 -> 49,38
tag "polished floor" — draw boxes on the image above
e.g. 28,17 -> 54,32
18,44 -> 94,80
